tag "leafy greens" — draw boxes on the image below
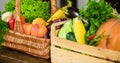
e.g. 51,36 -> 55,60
0,12 -> 9,47
5,0 -> 50,23
79,0 -> 116,45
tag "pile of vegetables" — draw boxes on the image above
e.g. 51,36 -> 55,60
1,0 -> 120,51
1,11 -> 49,38
79,0 -> 118,45
55,0 -> 117,44
47,0 -> 86,44
0,0 -> 51,46
50,0 -> 120,51
5,0 -> 50,23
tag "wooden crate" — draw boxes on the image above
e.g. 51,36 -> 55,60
51,21 -> 120,63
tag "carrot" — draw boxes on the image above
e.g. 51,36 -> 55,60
20,16 -> 25,24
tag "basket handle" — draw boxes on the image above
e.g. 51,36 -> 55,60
14,0 -> 23,33
51,0 -> 57,16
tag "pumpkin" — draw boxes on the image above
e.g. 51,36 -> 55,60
96,18 -> 120,51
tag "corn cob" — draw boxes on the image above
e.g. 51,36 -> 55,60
73,17 -> 86,44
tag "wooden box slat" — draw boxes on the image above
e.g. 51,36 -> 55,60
51,21 -> 120,63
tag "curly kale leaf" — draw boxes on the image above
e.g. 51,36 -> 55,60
5,0 -> 50,23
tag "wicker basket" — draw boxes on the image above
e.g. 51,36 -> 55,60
51,21 -> 120,63
2,0 -> 57,59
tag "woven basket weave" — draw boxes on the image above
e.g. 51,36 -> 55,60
2,0 -> 57,59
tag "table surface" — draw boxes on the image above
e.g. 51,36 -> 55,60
0,47 -> 51,63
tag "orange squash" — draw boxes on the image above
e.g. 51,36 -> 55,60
96,18 -> 120,51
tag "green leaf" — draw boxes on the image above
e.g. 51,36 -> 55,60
0,16 -> 9,47
5,0 -> 50,23
79,0 -> 115,45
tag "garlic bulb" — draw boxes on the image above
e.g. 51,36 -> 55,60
1,12 -> 13,22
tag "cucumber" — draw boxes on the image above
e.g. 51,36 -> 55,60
66,32 -> 76,42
